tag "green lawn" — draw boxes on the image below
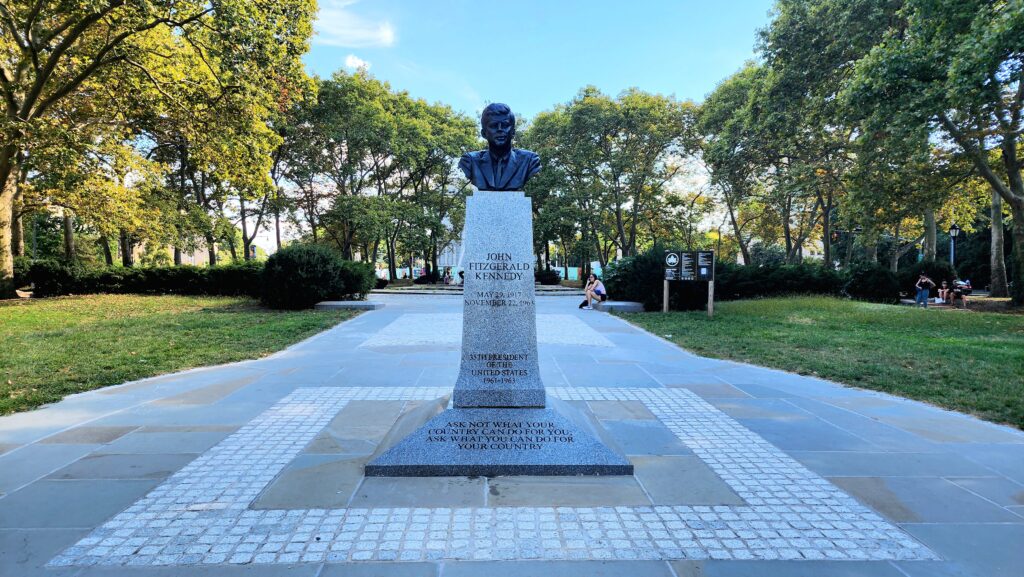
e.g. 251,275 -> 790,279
0,295 -> 355,415
619,296 -> 1024,429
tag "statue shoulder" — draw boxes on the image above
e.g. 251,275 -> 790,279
516,148 -> 540,161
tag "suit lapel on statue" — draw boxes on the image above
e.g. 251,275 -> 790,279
479,152 -> 495,190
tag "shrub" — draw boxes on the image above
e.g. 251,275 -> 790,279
28,260 -> 84,297
206,261 -> 263,297
412,269 -> 438,284
534,268 -> 562,285
337,260 -> 375,299
897,260 -> 956,296
375,277 -> 389,290
604,249 -> 664,311
13,256 -> 31,289
844,263 -> 900,304
715,262 -> 844,301
261,244 -> 347,310
27,260 -> 266,298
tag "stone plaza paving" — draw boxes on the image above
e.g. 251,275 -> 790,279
1,294 -> 1022,576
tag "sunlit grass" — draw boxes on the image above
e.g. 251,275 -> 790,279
621,296 -> 1024,429
0,295 -> 355,415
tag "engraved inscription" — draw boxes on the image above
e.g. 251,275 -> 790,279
425,420 -> 574,451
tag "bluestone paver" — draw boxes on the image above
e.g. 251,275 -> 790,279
0,293 -> 1018,576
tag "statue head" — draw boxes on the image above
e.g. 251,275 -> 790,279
480,102 -> 515,151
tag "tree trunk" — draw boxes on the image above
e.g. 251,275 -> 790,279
890,223 -> 901,273
99,236 -> 114,266
0,168 -> 14,297
63,212 -> 76,262
989,190 -> 1009,297
173,246 -> 182,265
821,202 -> 832,267
240,197 -> 251,261
274,205 -> 282,251
843,231 -> 855,268
1009,201 -> 1024,305
120,229 -> 134,267
206,232 -> 217,266
11,178 -> 24,257
924,208 -> 937,260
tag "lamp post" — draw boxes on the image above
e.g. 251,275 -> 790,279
949,223 -> 960,267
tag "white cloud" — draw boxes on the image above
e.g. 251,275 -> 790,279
345,54 -> 371,70
314,0 -> 395,48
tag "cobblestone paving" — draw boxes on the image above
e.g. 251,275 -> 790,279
48,387 -> 935,567
360,314 -> 614,348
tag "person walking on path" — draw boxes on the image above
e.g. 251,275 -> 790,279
580,274 -> 607,310
915,273 -> 936,308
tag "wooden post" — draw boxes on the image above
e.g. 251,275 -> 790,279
662,280 -> 670,313
707,280 -> 715,319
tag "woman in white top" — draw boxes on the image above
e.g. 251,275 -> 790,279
581,274 -> 606,310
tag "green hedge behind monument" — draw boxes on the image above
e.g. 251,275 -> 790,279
603,246 -> 907,311
26,245 -> 375,309
28,260 -> 264,298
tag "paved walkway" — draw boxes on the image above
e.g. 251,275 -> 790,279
1,294 -> 1021,576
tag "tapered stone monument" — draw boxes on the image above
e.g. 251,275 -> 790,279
365,104 -> 631,477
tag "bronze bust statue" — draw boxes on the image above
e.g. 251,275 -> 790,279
459,103 -> 541,191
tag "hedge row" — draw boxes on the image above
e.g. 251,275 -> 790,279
604,247 -> 946,311
24,244 -> 376,309
28,260 -> 265,299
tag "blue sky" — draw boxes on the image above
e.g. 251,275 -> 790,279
305,0 -> 777,120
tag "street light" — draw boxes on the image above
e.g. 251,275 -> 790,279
949,223 -> 960,266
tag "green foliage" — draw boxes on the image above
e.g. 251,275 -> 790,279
27,261 -> 83,298
337,260 -> 376,299
749,242 -> 786,268
261,244 -> 369,310
605,246 -> 845,310
375,277 -> 390,290
534,269 -> 562,285
13,256 -> 31,289
26,260 -> 264,298
603,249 -> 666,311
897,261 -> 957,294
715,262 -> 845,301
844,263 -> 900,304
205,262 -> 266,297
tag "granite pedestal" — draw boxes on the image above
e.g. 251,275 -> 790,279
366,190 -> 631,477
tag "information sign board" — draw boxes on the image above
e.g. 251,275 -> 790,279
679,251 -> 695,280
695,251 -> 715,281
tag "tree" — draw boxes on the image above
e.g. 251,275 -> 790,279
697,65 -> 767,265
846,0 -> 1024,302
0,0 -> 315,294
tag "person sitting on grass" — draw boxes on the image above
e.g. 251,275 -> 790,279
938,280 -> 950,303
579,274 -> 607,310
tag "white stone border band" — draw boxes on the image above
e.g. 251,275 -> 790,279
49,387 -> 935,567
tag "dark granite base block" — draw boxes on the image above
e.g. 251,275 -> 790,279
365,404 -> 633,477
